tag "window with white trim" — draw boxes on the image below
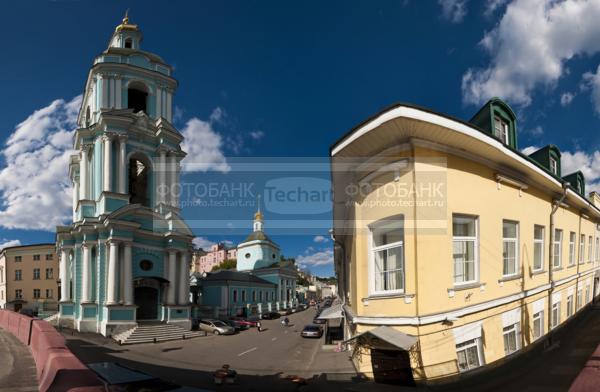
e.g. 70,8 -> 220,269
370,217 -> 405,294
580,234 -> 585,264
589,235 -> 593,263
503,220 -> 519,276
553,229 -> 562,269
503,323 -> 520,355
568,232 -> 576,266
456,338 -> 483,372
533,311 -> 544,340
534,226 -> 545,271
596,237 -> 600,264
586,285 -> 590,303
577,288 -> 583,310
549,157 -> 558,175
453,215 -> 478,285
567,295 -> 573,318
493,116 -> 509,144
551,302 -> 560,329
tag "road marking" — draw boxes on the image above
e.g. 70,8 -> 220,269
271,337 -> 277,341
237,347 -> 258,357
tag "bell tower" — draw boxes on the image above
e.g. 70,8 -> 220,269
56,14 -> 194,337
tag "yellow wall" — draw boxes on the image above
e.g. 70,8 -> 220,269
343,144 -> 600,381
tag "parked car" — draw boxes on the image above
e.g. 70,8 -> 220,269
221,319 -> 249,331
313,317 -> 326,325
261,312 -> 281,320
88,362 -> 213,391
309,299 -> 316,306
199,319 -> 235,335
301,325 -> 323,338
298,303 -> 308,310
229,316 -> 258,327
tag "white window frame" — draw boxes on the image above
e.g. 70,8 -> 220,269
596,237 -> 600,264
580,234 -> 586,264
589,235 -> 593,263
568,232 -> 576,267
551,302 -> 560,329
577,288 -> 583,310
369,216 -> 405,296
553,229 -> 563,269
549,157 -> 558,175
586,285 -> 591,303
456,338 -> 484,372
533,225 -> 545,271
502,220 -> 519,277
493,116 -> 509,144
567,295 -> 573,318
532,311 -> 544,340
452,215 -> 479,286
503,322 -> 520,356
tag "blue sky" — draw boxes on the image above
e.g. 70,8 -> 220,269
2,1 -> 600,277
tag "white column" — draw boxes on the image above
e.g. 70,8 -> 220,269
60,249 -> 70,301
72,179 -> 79,221
79,147 -> 88,200
178,252 -> 189,305
167,152 -> 177,207
118,136 -> 127,194
167,250 -> 177,305
103,135 -> 112,192
166,91 -> 172,122
156,87 -> 163,118
115,77 -> 122,109
157,149 -> 166,205
101,75 -> 109,109
81,243 -> 91,303
106,241 -> 119,304
123,243 -> 133,305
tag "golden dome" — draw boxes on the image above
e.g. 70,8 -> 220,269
254,211 -> 263,221
115,10 -> 139,32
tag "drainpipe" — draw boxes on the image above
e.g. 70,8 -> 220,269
548,182 -> 569,343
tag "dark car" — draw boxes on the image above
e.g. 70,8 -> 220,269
222,319 -> 249,331
88,362 -> 214,391
301,324 -> 323,338
261,312 -> 281,320
313,317 -> 327,324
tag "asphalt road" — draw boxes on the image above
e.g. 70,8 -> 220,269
63,306 -> 358,391
0,329 -> 38,392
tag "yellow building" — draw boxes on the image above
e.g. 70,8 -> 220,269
0,243 -> 59,314
330,98 -> 600,386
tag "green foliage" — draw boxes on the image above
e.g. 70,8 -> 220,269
211,259 -> 237,272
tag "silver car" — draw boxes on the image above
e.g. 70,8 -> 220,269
199,319 -> 235,335
301,324 -> 323,338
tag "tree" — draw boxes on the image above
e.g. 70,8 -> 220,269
211,259 -> 237,272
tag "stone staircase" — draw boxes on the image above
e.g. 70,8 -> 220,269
112,322 -> 205,345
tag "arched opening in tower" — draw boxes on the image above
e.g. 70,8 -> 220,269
129,157 -> 150,207
127,82 -> 148,113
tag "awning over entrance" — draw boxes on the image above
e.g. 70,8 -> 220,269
317,304 -> 344,319
344,326 -> 418,351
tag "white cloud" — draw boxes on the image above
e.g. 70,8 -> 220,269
484,0 -> 508,17
192,236 -> 216,250
297,248 -> 333,268
0,96 -> 81,231
181,108 -> 231,173
528,126 -> 544,136
521,145 -> 540,156
249,130 -> 265,140
582,66 -> 600,115
438,0 -> 468,23
462,0 -> 600,107
560,92 -> 575,106
0,239 -> 21,251
313,235 -> 329,243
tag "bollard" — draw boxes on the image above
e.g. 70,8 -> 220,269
153,337 -> 157,344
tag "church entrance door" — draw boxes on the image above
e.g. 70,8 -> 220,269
135,286 -> 158,320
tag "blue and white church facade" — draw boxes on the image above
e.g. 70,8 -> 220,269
236,210 -> 298,310
56,15 -> 193,336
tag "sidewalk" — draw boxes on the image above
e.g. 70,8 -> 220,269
0,329 -> 38,392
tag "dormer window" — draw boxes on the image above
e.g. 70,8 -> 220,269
550,157 -> 558,175
124,38 -> 132,49
494,116 -> 509,144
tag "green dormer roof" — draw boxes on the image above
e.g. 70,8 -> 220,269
469,97 -> 518,149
